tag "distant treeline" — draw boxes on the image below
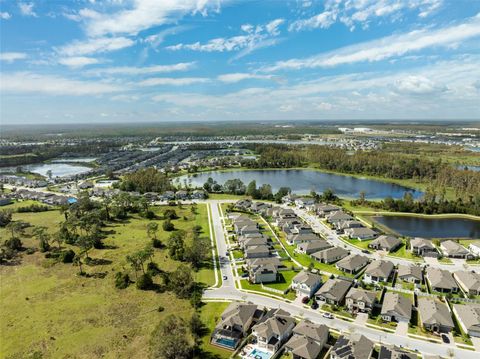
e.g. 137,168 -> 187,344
241,144 -> 480,201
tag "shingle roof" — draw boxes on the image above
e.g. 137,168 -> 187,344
417,297 -> 454,328
331,334 -> 373,359
297,240 -> 332,252
397,264 -> 423,281
216,302 -> 258,332
426,267 -> 458,291
346,287 -> 377,306
453,303 -> 480,333
311,247 -> 349,262
285,335 -> 322,359
364,260 -> 394,278
253,309 -> 295,339
315,279 -> 352,301
336,254 -> 369,272
369,235 -> 402,250
441,240 -> 471,256
453,271 -> 480,292
293,320 -> 329,342
292,271 -> 322,288
381,292 -> 412,320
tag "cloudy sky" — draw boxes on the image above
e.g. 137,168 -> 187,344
1,0 -> 480,124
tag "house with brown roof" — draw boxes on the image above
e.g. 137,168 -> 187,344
363,260 -> 395,284
381,292 -> 412,323
426,267 -> 459,294
410,238 -> 438,257
397,264 -> 423,284
335,254 -> 369,274
440,240 -> 474,259
284,320 -> 329,359
417,297 -> 454,333
311,247 -> 349,264
345,227 -> 378,241
296,240 -> 332,255
453,270 -> 480,296
252,308 -> 296,353
345,287 -> 377,314
368,235 -> 402,252
452,303 -> 480,338
314,278 -> 352,305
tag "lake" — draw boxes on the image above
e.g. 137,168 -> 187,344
1,163 -> 91,178
177,169 -> 423,199
372,215 -> 480,239
51,157 -> 97,163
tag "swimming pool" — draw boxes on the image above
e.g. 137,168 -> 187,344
247,348 -> 272,359
214,337 -> 237,348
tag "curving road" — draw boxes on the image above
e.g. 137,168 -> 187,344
204,201 -> 478,358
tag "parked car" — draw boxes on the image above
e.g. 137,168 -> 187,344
310,301 -> 319,310
362,249 -> 370,254
301,296 -> 309,304
223,275 -> 228,280
441,334 -> 450,344
322,312 -> 334,319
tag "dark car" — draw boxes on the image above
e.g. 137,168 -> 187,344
362,249 -> 370,254
441,334 -> 450,344
310,301 -> 319,310
223,275 -> 228,280
301,296 -> 309,304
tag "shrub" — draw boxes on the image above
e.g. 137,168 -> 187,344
163,209 -> 178,220
115,272 -> 131,289
25,248 -> 35,255
4,237 -> 22,251
136,273 -> 153,290
147,261 -> 161,276
162,219 -> 174,231
61,249 -> 76,263
151,238 -> 162,248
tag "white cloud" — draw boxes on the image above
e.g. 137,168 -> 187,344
58,37 -> 135,56
166,18 -> 283,57
143,25 -> 190,49
0,52 -> 27,62
267,14 -> 480,71
138,77 -> 209,86
82,0 -> 221,37
290,0 -> 444,32
0,12 -> 11,20
19,2 -> 37,17
86,62 -> 196,76
0,72 -> 124,95
393,75 -> 448,95
217,73 -> 274,83
58,56 -> 100,68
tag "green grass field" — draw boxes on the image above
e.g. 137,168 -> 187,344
0,204 -> 218,359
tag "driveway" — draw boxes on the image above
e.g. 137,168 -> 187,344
395,321 -> 409,337
471,337 -> 480,352
355,313 -> 368,325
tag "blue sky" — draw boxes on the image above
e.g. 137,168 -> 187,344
1,0 -> 480,124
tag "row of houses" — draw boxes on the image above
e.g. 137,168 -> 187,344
211,301 -> 414,359
0,174 -> 48,188
10,189 -> 76,206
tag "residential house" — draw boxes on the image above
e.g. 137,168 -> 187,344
378,345 -> 416,359
210,302 -> 262,349
326,211 -> 354,224
296,240 -> 332,255
239,236 -> 269,249
245,245 -> 270,259
452,303 -> 480,337
368,235 -> 402,252
175,190 -> 188,200
0,197 -> 13,206
159,190 -> 175,201
363,260 -> 395,284
249,263 -> 278,284
295,197 -> 315,208
287,233 -> 319,246
252,308 -> 296,353
410,238 -> 438,257
311,247 -> 349,264
426,267 -> 459,294
251,202 -> 270,213
191,189 -> 206,199
381,292 -> 412,323
345,227 -> 377,241
397,264 -> 423,284
291,271 -> 323,298
335,220 -> 364,232
235,199 -> 252,210
440,240 -> 474,259
417,297 -> 454,333
284,320 -> 329,359
453,271 -> 480,296
314,278 -> 352,305
335,254 -> 369,274
238,224 -> 261,237
345,287 -> 377,314
330,334 -> 374,359
315,204 -> 341,218
468,243 -> 480,257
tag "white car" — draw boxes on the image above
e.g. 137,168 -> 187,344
322,312 -> 334,319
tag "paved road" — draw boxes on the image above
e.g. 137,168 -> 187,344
204,200 -> 478,358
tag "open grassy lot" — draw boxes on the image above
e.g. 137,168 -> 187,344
0,204 -> 217,359
0,199 -> 53,211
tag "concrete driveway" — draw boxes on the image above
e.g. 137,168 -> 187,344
355,313 -> 368,325
396,322 -> 409,337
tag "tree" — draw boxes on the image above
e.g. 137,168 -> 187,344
359,190 -> 366,204
169,264 -> 194,299
185,236 -> 209,270
168,231 -> 185,260
246,180 -> 257,197
77,236 -> 93,259
46,169 -> 53,180
147,222 -> 159,240
0,210 -> 12,227
274,187 -> 291,203
162,219 -> 174,231
258,184 -> 273,200
6,221 -> 26,240
33,226 -> 51,253
150,315 -> 193,359
163,209 -> 178,220
136,273 -> 153,290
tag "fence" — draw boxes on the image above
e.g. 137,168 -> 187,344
260,283 -> 288,295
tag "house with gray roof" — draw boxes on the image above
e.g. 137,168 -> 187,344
246,257 -> 282,269
453,270 -> 480,296
296,240 -> 332,255
291,271 -> 323,298
211,302 -> 263,349
378,345 -> 416,359
252,308 -> 296,353
249,263 -> 278,284
381,292 -> 412,323
335,254 -> 369,274
284,320 -> 329,359
245,245 -> 270,259
315,204 -> 341,217
369,235 -> 402,252
426,267 -> 459,294
287,232 -> 319,246
410,238 -> 438,257
440,240 -> 474,259
452,303 -> 480,337
311,247 -> 349,264
327,211 -> 354,224
345,227 -> 378,241
417,297 -> 454,333
397,264 -> 423,284
335,220 -> 364,231
363,260 -> 395,284
330,334 -> 373,359
315,278 -> 352,305
345,287 -> 377,314
239,236 -> 269,249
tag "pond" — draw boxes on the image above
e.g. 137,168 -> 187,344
51,157 -> 97,163
372,215 -> 480,239
177,169 -> 423,199
1,163 -> 91,178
